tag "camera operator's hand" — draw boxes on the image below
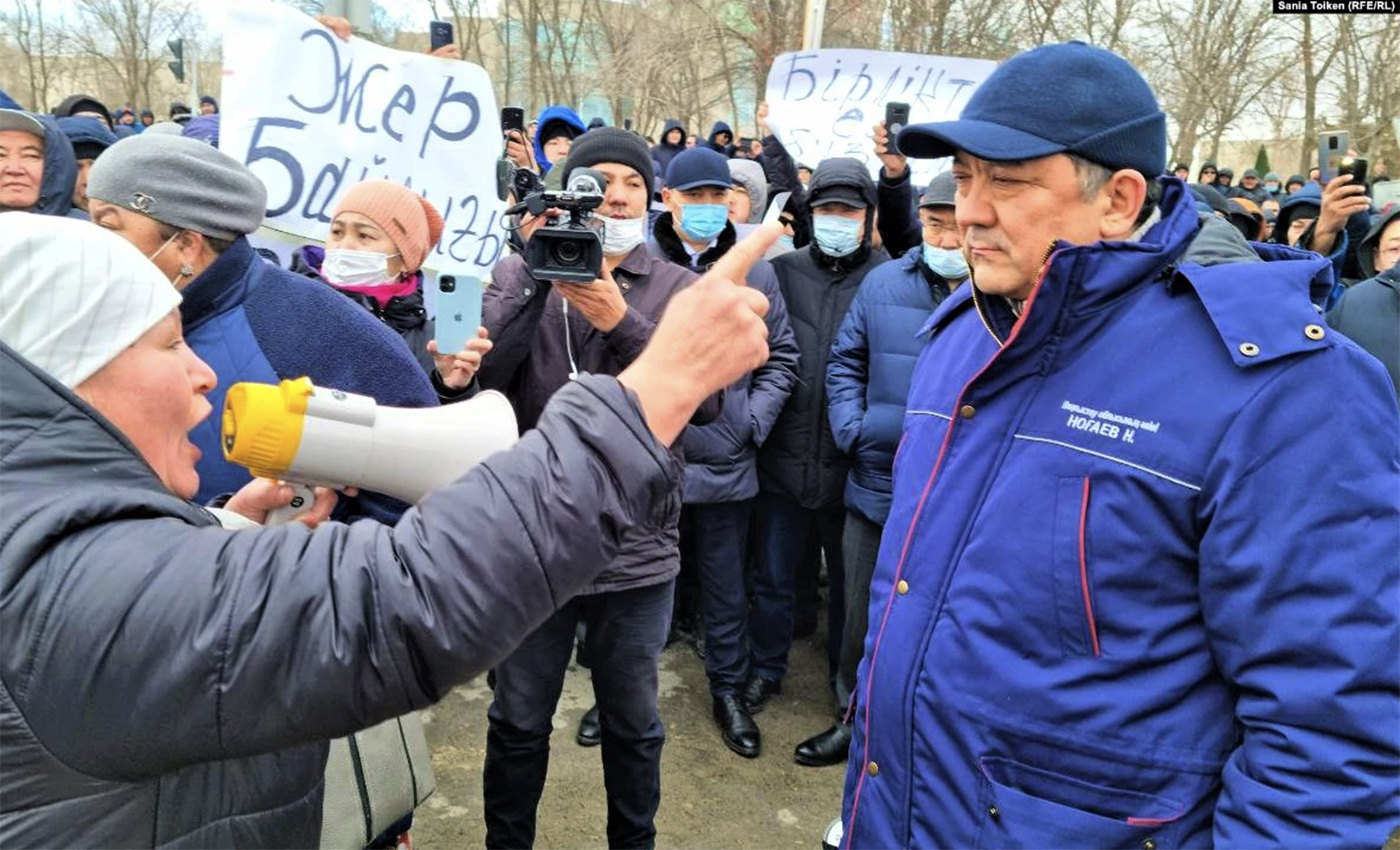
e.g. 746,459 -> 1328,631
516,207 -> 562,244
1309,173 -> 1370,257
428,328 -> 492,389
872,120 -> 908,180
505,131 -> 537,173
619,225 -> 777,446
556,268 -> 628,332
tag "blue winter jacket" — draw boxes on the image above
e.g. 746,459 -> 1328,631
22,113 -> 76,217
826,250 -> 954,525
181,238 -> 437,522
533,105 -> 585,173
842,180 -> 1400,849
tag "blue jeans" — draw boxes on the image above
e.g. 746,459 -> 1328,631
749,492 -> 846,685
680,500 -> 754,697
483,580 -> 673,849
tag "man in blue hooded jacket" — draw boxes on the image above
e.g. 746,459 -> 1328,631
0,108 -> 76,217
841,41 -> 1399,849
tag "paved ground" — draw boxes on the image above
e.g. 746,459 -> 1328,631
413,630 -> 846,849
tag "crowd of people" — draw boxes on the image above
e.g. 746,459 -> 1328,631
1,25 -> 1398,850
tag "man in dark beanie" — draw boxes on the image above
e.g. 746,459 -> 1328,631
840,40 -> 1398,848
747,157 -> 889,722
476,126 -> 723,848
198,95 -> 218,115
169,101 -> 192,124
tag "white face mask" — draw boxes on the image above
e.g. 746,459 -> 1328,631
322,248 -> 399,286
601,215 -> 646,257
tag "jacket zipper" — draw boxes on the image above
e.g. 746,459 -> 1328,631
1078,475 -> 1101,658
969,240 -> 1059,346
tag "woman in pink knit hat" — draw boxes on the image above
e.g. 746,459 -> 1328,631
295,179 -> 491,402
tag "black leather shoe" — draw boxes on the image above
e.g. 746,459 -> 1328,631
741,676 -> 782,715
576,704 -> 601,747
713,696 -> 761,758
794,723 -> 852,767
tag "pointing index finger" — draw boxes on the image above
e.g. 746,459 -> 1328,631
702,223 -> 782,288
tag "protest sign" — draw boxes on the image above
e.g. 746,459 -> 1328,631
222,1 -> 507,276
764,49 -> 998,188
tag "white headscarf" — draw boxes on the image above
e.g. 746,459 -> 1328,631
0,213 -> 182,387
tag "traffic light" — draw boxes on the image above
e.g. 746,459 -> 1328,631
168,38 -> 185,83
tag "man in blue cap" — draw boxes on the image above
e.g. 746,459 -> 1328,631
649,147 -> 799,759
840,41 -> 1398,848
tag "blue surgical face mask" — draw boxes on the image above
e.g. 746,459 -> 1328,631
812,215 -> 862,257
776,234 -> 795,251
922,244 -> 969,279
678,203 -> 729,242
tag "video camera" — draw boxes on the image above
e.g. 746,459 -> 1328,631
509,168 -> 608,284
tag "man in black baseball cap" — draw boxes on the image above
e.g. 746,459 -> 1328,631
844,40 -> 1399,849
748,156 -> 890,726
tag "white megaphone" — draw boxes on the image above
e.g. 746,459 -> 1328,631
221,377 -> 518,523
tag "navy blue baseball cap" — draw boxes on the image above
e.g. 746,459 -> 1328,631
666,147 -> 732,191
896,42 -> 1166,178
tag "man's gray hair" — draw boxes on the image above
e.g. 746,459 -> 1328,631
1067,153 -> 1161,226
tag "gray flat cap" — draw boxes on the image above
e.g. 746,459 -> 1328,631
87,134 -> 268,240
918,171 -> 956,209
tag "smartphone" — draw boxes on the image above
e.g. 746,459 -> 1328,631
1318,130 -> 1349,184
885,101 -> 911,136
501,106 -> 525,135
435,274 -> 483,355
1338,156 -> 1368,187
429,20 -> 454,51
623,118 -> 633,131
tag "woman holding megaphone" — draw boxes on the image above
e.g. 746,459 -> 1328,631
0,213 -> 774,846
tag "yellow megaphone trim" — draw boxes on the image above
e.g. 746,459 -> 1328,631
221,377 -> 313,479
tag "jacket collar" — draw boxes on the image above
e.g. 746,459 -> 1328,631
179,236 -> 257,334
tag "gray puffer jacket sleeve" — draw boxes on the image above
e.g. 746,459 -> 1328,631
6,373 -> 680,783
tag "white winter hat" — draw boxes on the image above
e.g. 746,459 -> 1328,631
0,213 -> 181,387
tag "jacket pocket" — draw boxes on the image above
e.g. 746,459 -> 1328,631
976,756 -> 1184,849
1052,475 -> 1101,657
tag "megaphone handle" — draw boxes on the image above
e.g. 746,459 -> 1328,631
265,483 -> 319,526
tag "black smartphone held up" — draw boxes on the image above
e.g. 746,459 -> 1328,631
623,118 -> 634,131
885,101 -> 911,136
501,106 -> 525,135
1338,156 -> 1369,188
429,20 -> 454,51
1318,130 -> 1350,184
